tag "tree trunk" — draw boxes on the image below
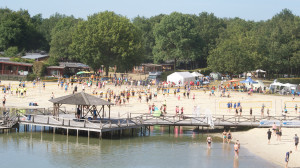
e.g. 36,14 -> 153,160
174,58 -> 177,71
105,66 -> 109,77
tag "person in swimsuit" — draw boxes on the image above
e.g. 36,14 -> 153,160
2,96 -> 6,107
222,130 -> 227,143
227,130 -> 232,144
294,134 -> 299,151
272,122 -> 277,134
285,151 -> 292,168
295,104 -> 298,114
207,136 -> 212,149
234,142 -> 239,158
267,129 -> 272,144
250,107 -> 252,116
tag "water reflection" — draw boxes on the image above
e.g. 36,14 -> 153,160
0,126 -> 279,168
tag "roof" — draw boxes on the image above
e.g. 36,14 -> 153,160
0,61 -> 33,66
59,62 -> 89,68
47,66 -> 65,69
49,92 -> 114,106
191,72 -> 204,77
169,72 -> 194,78
0,57 -> 10,61
22,53 -> 49,60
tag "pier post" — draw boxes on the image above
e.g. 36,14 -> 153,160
67,128 -> 69,136
68,120 -> 70,126
169,125 -> 170,134
30,124 -> 32,132
99,131 -> 102,139
62,119 -> 64,126
88,130 -> 90,138
53,127 -> 55,134
47,117 -> 49,124
77,129 -> 79,137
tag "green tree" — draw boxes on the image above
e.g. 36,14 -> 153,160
49,16 -> 80,63
38,13 -> 67,51
71,11 -> 144,75
4,46 -> 18,57
207,18 -> 257,74
153,12 -> 200,70
132,14 -> 164,63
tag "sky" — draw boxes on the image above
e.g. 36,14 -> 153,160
1,0 -> 300,21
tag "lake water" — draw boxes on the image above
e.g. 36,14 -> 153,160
0,125 -> 279,168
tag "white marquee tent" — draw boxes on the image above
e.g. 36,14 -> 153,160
191,72 -> 204,77
167,72 -> 195,86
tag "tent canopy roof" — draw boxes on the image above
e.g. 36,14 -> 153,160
49,92 -> 114,106
240,77 -> 258,84
191,72 -> 204,77
169,72 -> 194,78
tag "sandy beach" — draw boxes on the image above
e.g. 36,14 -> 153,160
1,79 -> 300,167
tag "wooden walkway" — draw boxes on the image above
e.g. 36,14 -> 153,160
2,113 -> 300,136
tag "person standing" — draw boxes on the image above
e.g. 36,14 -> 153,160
234,142 -> 239,158
2,96 -> 6,107
227,130 -> 232,144
285,151 -> 292,168
207,136 -> 212,149
222,130 -> 227,143
294,134 -> 299,151
267,129 -> 272,144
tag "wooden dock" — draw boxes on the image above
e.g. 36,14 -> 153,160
2,112 -> 300,137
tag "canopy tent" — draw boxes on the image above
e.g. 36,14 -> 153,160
191,72 -> 204,77
76,71 -> 91,75
167,72 -> 195,86
245,80 -> 265,89
49,92 -> 114,119
255,69 -> 266,73
240,77 -> 258,84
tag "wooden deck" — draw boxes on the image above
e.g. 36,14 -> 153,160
2,113 -> 300,135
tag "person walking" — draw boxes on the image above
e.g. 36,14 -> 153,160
294,134 -> 299,151
267,129 -> 272,144
234,142 -> 239,158
285,151 -> 292,168
207,136 -> 212,149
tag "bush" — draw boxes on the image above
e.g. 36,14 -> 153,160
33,61 -> 46,77
4,46 -> 18,57
26,73 -> 37,81
198,68 -> 212,76
277,78 -> 300,85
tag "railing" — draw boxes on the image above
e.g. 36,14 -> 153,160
19,114 -> 144,130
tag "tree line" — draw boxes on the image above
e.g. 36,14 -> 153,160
0,8 -> 299,76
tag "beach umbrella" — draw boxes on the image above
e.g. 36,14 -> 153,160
153,107 -> 161,117
240,77 -> 258,84
76,71 -> 85,75
229,79 -> 239,82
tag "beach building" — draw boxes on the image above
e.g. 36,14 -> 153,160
167,72 -> 195,86
0,58 -> 32,76
132,63 -> 173,74
46,62 -> 90,77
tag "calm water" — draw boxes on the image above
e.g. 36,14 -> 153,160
0,126 -> 278,168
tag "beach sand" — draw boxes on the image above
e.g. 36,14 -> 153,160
1,79 -> 299,167
227,128 -> 300,167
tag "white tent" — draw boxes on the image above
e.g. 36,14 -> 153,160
167,72 -> 195,86
245,80 -> 265,89
191,72 -> 204,77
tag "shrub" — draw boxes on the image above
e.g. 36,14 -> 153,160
33,61 -> 46,77
277,78 -> 300,85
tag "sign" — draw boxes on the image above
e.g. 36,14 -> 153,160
282,121 -> 300,126
259,120 -> 280,126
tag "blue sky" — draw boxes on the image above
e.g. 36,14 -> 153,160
1,0 -> 300,21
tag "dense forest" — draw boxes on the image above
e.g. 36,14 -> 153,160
0,8 -> 300,76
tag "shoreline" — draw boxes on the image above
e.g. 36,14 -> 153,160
212,127 -> 300,167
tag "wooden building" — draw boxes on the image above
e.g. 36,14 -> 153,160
0,60 -> 32,75
47,62 -> 90,77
